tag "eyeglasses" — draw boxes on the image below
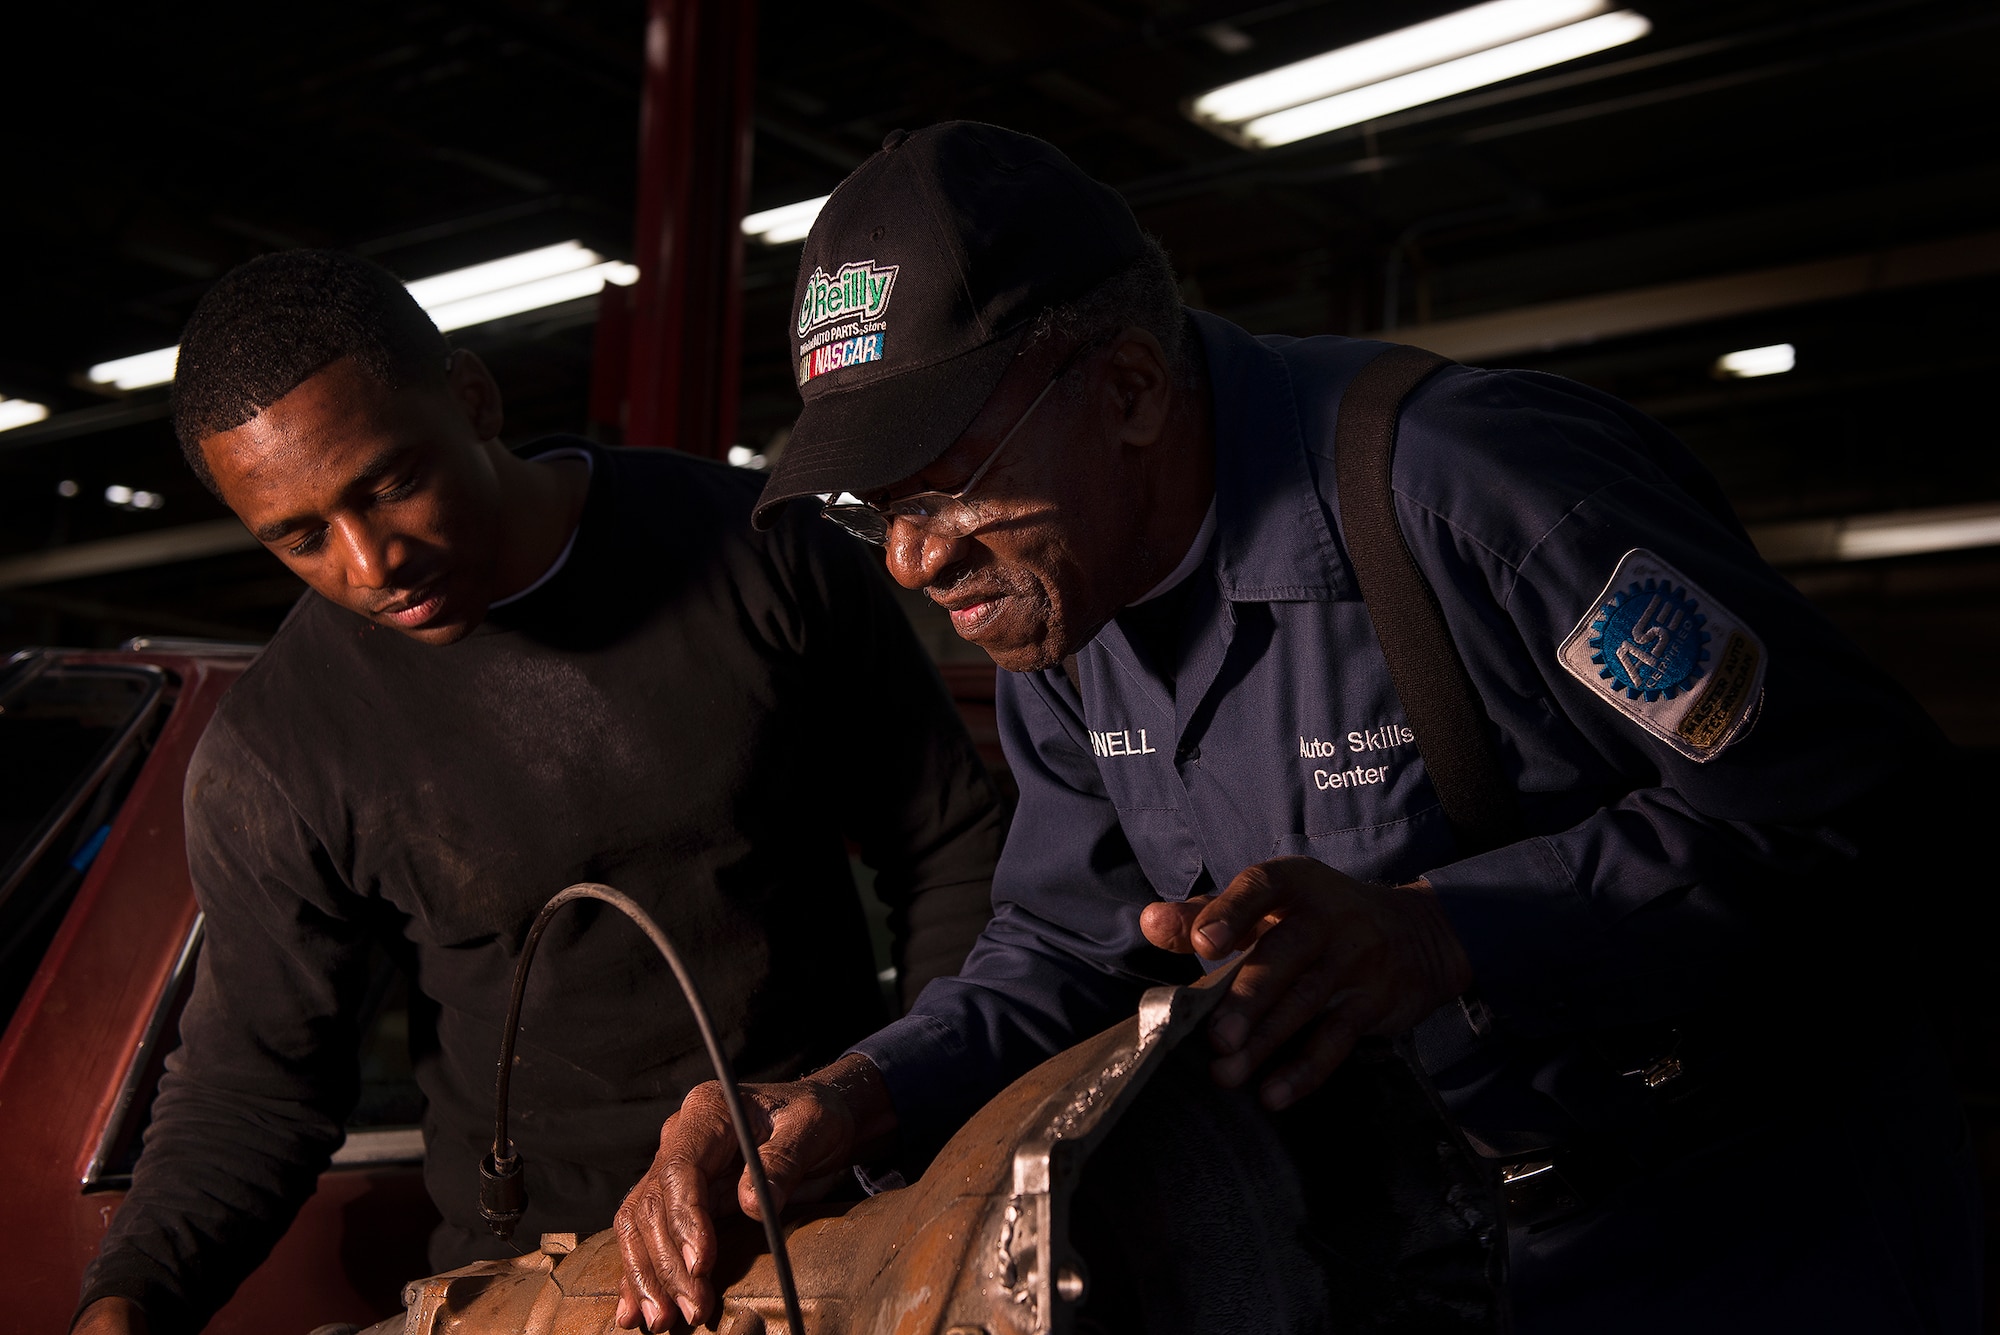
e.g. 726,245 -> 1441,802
818,351 -> 1076,547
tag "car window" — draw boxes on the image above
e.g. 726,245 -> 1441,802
7,650 -> 430,1192
85,927 -> 427,1189
0,657 -> 165,1031
348,943 -> 426,1128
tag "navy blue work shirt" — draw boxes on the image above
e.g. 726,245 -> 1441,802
852,310 -> 1945,1154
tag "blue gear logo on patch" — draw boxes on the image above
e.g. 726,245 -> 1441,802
1588,579 -> 1711,702
1559,549 -> 1765,762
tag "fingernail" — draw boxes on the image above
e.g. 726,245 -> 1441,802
683,1244 -> 700,1275
1212,1055 -> 1245,1087
615,1298 -> 633,1327
642,1299 -> 664,1330
680,1297 -> 700,1325
1262,1078 -> 1293,1110
1212,1013 -> 1247,1052
1195,923 -> 1232,953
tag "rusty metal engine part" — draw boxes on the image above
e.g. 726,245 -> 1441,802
480,882 -> 804,1333
364,963 -> 1504,1335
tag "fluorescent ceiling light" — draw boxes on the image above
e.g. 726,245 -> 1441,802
1193,0 -> 1610,126
1240,11 -> 1650,146
1835,506 -> 2000,561
1714,343 -> 1795,378
403,240 -> 603,309
0,396 -> 51,432
742,195 -> 830,246
86,244 -> 640,391
88,346 -> 181,392
425,259 -> 636,332
1752,502 -> 2000,565
1190,1 -> 1651,149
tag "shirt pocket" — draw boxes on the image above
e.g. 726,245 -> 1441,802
1095,750 -> 1206,901
1111,803 -> 1207,902
1276,802 -> 1457,886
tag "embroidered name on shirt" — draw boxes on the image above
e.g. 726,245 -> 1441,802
1298,721 -> 1412,760
1315,763 -> 1390,791
1347,723 -> 1414,753
1090,728 -> 1158,758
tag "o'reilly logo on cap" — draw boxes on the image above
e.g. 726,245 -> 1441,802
797,261 -> 898,337
795,260 -> 898,387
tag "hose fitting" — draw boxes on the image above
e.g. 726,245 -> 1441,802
479,1148 -> 527,1241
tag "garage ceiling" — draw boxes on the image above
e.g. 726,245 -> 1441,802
2,0 -> 1996,733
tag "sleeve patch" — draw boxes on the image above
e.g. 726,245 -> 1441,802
1557,548 -> 1765,762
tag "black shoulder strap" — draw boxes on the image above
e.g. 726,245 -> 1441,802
1335,345 -> 1519,855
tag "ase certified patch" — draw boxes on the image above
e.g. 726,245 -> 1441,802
1557,548 -> 1765,762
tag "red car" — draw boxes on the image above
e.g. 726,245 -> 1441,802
0,642 -> 436,1334
0,642 -> 1007,1334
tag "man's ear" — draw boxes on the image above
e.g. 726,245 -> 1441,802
446,349 -> 506,441
1105,328 -> 1172,449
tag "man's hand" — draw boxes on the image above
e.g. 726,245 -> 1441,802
72,1297 -> 148,1334
1139,856 -> 1471,1111
613,1053 -> 895,1332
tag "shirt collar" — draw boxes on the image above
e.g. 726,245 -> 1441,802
1127,500 -> 1216,606
489,444 -> 596,611
1191,310 -> 1350,603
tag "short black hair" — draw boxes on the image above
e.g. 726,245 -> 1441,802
1029,234 -> 1198,402
171,249 -> 449,494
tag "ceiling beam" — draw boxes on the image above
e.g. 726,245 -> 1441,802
0,400 -> 172,451
0,520 -> 256,590
0,586 -> 266,642
1378,228 -> 2000,361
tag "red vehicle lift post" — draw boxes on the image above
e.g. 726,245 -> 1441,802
605,0 -> 758,457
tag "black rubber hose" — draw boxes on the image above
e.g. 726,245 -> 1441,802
485,882 -> 807,1335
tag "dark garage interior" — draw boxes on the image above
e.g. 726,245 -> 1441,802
3,1 -> 1997,1331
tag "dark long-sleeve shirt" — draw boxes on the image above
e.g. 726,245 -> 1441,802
82,441 -> 1005,1332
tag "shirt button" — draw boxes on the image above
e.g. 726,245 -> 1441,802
1177,745 -> 1200,763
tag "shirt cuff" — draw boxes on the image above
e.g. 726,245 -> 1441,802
75,1269 -> 176,1335
1422,833 -> 1604,1036
846,1010 -> 976,1168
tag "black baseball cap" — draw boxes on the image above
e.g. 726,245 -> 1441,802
752,121 -> 1148,528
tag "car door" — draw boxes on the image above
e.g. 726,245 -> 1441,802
0,647 -> 434,1334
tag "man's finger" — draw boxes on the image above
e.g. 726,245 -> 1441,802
1207,906 -> 1336,1055
1223,934 -> 1366,1080
611,1197 -> 663,1330
1138,897 -> 1209,952
1193,859 -> 1307,958
1260,1007 -> 1365,1110
662,1154 -> 722,1282
617,1090 -> 748,1328
640,1180 -> 712,1327
615,1271 -> 641,1332
615,1191 -> 706,1330
1211,952 -> 1344,1091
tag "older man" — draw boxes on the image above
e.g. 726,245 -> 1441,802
614,123 -> 1978,1334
